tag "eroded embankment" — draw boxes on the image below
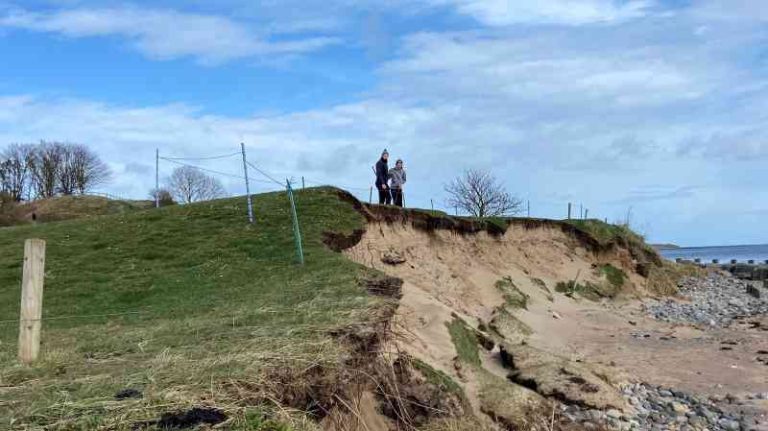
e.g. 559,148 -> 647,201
325,193 -> 670,430
329,196 -> 768,430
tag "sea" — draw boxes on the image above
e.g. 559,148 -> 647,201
660,244 -> 768,263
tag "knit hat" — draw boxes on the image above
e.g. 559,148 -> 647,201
382,149 -> 389,156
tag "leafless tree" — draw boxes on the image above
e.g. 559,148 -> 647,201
26,142 -> 111,198
58,144 -> 111,194
0,144 -> 35,201
167,166 -> 226,204
29,141 -> 65,199
444,169 -> 523,218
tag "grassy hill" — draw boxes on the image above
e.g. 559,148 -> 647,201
0,188 -> 386,430
0,195 -> 154,227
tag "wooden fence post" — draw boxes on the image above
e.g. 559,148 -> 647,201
18,239 -> 46,364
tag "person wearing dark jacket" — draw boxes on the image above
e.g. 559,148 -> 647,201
374,149 -> 391,205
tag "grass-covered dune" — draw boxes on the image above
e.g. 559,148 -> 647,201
0,195 -> 154,227
0,187 -> 386,430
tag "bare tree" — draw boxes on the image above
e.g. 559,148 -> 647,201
0,144 -> 35,201
29,141 -> 65,199
444,169 -> 522,218
167,166 -> 226,204
26,142 -> 112,197
61,144 -> 111,194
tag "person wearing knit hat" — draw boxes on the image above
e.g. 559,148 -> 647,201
374,149 -> 391,205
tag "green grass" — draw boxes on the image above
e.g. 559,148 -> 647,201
445,318 -> 481,367
410,358 -> 466,400
0,195 -> 154,227
0,187 -> 384,430
495,277 -> 529,309
553,265 -> 626,301
555,280 -> 617,301
599,264 -> 626,289
564,219 -> 641,246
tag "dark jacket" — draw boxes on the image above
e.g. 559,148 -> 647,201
375,158 -> 389,187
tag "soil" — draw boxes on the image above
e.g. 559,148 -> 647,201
342,219 -> 768,429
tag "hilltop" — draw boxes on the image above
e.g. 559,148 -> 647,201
0,195 -> 153,226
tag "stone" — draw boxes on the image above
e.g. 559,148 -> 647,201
381,250 -> 406,265
671,402 -> 689,414
718,418 -> 740,430
588,410 -> 603,422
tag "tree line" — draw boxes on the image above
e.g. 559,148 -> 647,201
0,142 -> 111,202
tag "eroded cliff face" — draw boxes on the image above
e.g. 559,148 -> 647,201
336,208 -> 652,429
325,193 -> 766,430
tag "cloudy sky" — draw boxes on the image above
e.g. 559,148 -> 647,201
0,0 -> 766,246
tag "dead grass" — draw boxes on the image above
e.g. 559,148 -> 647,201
645,261 -> 703,296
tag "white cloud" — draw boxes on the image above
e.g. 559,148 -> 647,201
0,1 -> 766,245
430,0 -> 654,25
0,6 -> 340,64
383,30 -> 705,108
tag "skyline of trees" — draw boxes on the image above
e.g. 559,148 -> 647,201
0,142 -> 112,201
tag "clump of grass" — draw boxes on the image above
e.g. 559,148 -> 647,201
495,277 -> 529,309
555,280 -> 614,301
565,219 -> 641,246
646,261 -> 702,296
239,409 -> 294,431
446,318 -> 481,367
599,264 -> 626,289
483,216 -> 509,233
565,219 -> 659,264
411,357 -> 466,399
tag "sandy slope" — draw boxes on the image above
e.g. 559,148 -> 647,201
344,221 -> 768,421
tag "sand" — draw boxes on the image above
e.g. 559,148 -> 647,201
344,221 -> 768,416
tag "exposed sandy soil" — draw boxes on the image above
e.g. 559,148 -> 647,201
344,221 -> 768,423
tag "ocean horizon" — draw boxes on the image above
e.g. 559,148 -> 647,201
659,244 -> 768,263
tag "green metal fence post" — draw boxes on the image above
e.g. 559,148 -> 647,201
286,179 -> 305,265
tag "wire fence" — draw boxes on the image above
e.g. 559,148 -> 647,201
0,144 -> 613,373
149,145 -> 608,224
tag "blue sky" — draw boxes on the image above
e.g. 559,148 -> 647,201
0,0 -> 766,246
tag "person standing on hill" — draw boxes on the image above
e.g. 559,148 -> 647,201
375,149 -> 391,205
389,159 -> 407,207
